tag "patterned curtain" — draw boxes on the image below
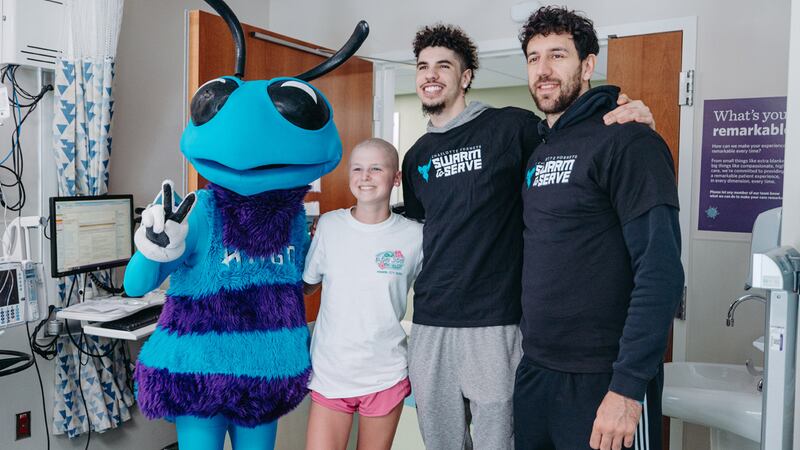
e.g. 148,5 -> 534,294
52,57 -> 115,196
51,0 -> 131,438
53,336 -> 135,438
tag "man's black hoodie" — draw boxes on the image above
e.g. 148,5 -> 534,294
520,85 -> 684,401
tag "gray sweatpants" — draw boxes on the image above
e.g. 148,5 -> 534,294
408,324 -> 523,450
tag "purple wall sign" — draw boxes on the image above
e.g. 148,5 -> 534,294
699,97 -> 786,233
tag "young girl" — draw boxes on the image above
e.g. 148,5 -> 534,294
303,138 -> 423,450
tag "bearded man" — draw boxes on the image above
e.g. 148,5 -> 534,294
514,7 -> 684,450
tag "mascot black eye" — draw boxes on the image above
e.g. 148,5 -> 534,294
190,78 -> 239,126
268,80 -> 330,130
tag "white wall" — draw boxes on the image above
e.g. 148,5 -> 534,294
111,0 -> 270,207
269,0 -> 524,56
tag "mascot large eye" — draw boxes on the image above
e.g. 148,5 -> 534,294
268,80 -> 330,130
190,78 -> 239,126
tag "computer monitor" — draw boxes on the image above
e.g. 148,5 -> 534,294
49,195 -> 135,278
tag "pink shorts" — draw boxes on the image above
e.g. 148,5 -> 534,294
310,377 -> 411,417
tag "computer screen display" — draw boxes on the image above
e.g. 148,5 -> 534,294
0,267 -> 23,328
0,268 -> 20,307
49,195 -> 134,278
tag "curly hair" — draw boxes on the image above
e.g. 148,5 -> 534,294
519,6 -> 599,61
413,24 -> 479,92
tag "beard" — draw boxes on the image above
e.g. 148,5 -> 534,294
420,85 -> 460,117
421,100 -> 447,116
530,66 -> 583,115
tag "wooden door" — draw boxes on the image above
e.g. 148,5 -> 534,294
187,10 -> 373,321
607,30 -> 683,449
607,31 -> 682,174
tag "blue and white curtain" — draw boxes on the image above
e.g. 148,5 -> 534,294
53,0 -> 121,196
53,336 -> 135,438
51,0 -> 131,438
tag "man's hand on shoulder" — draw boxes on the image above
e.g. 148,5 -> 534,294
589,390 -> 642,450
603,93 -> 656,131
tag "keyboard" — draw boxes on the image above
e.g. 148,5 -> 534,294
57,290 -> 167,322
100,304 -> 163,331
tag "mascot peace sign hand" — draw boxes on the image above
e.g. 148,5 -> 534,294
134,179 -> 197,262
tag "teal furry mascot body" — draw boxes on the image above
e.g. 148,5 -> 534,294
123,1 -> 368,448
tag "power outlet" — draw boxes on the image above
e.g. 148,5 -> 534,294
15,411 -> 31,440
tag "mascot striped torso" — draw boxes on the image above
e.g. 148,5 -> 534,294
135,184 -> 311,426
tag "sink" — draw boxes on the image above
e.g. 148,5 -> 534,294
663,362 -> 762,442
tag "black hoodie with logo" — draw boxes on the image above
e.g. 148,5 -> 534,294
403,105 -> 541,327
521,85 -> 684,400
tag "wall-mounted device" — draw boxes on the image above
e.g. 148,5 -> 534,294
49,195 -> 134,278
0,260 -> 42,328
751,245 -> 800,449
0,216 -> 45,329
20,261 -> 40,321
748,207 -> 782,289
0,0 -> 65,69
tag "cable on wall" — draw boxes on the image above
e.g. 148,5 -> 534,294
0,64 -> 53,212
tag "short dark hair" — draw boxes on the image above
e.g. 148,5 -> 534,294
413,24 -> 479,92
519,6 -> 599,60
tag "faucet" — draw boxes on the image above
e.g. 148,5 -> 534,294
746,359 -> 764,392
726,294 -> 767,392
726,293 -> 766,327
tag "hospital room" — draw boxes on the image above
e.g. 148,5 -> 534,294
0,0 -> 799,449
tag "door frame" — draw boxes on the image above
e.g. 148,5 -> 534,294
598,19 -> 697,450
372,16 -> 697,450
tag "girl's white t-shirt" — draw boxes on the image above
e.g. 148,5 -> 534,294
303,208 -> 423,398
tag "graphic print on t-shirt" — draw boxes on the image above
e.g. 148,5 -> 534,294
417,145 -> 483,182
527,154 -> 577,188
418,159 -> 432,182
375,250 -> 405,275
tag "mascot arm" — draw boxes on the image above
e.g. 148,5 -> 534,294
123,188 -> 209,296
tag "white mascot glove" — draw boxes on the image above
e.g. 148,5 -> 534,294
134,180 -> 197,263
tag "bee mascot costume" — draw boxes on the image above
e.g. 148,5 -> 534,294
123,1 -> 368,448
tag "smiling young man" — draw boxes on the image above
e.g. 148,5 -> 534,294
514,7 -> 684,450
402,25 -> 538,450
401,24 -> 658,450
